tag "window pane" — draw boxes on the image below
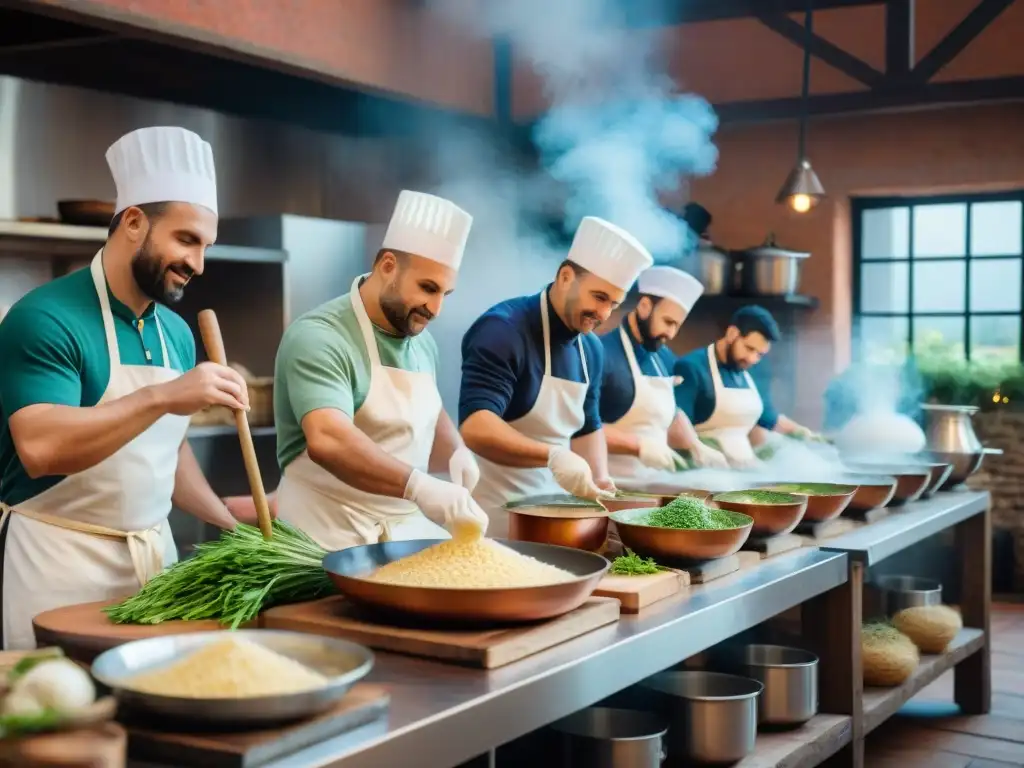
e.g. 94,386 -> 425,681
970,201 -> 1023,256
971,315 -> 1021,364
857,316 -> 909,363
913,316 -> 966,360
861,207 -> 909,260
912,260 -> 966,312
969,258 -> 1022,312
913,203 -> 967,257
860,262 -> 909,313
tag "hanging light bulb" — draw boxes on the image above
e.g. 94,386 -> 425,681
776,0 -> 826,214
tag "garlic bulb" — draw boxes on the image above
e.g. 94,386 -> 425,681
10,659 -> 96,713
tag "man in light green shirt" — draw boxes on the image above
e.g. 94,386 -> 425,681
236,190 -> 488,550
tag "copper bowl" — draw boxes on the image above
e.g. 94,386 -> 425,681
610,508 -> 753,562
756,484 -> 857,523
844,464 -> 931,505
322,540 -> 609,624
926,450 -> 984,490
918,461 -> 954,498
711,491 -> 808,537
841,475 -> 898,512
504,494 -> 626,552
57,199 -> 115,226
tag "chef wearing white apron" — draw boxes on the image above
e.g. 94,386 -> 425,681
460,217 -> 654,537
600,266 -> 729,479
274,191 -> 487,551
0,126 -> 236,649
696,343 -> 765,466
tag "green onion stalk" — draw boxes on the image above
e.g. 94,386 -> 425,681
104,521 -> 335,629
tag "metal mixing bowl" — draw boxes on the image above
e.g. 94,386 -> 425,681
926,450 -> 984,489
323,539 -> 609,624
712,644 -> 819,726
639,671 -> 762,764
504,495 -> 623,552
917,461 -> 954,498
610,508 -> 753,562
841,474 -> 898,513
91,629 -> 374,727
874,575 -> 942,615
711,491 -> 808,537
844,465 -> 930,505
549,707 -> 668,767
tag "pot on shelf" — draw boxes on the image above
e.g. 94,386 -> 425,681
732,235 -> 809,296
920,403 -> 1002,487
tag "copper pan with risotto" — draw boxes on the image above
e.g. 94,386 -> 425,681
322,537 -> 610,624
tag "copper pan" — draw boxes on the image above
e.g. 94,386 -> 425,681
322,540 -> 609,624
840,475 -> 898,513
712,492 -> 808,536
844,464 -> 932,505
508,510 -> 611,552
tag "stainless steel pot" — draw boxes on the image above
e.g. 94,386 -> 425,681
712,645 -> 819,726
733,239 -> 810,296
921,403 -> 983,453
874,575 -> 942,616
638,671 -> 761,764
678,239 -> 729,296
551,707 -> 668,767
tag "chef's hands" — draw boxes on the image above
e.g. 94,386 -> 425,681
404,470 -> 489,536
638,439 -> 688,472
690,441 -> 730,470
448,446 -> 481,493
548,447 -> 614,500
224,493 -> 278,525
155,362 -> 250,415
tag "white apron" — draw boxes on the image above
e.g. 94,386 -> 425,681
276,275 -> 450,551
695,344 -> 764,466
473,291 -> 590,538
607,326 -> 678,481
1,250 -> 185,650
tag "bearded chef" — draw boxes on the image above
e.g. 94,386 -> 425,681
0,126 -> 248,650
459,217 -> 653,537
673,305 -> 819,468
599,266 -> 729,480
273,191 -> 487,550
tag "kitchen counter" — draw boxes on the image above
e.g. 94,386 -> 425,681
256,548 -> 848,768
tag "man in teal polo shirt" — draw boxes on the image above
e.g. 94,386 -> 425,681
0,126 -> 248,649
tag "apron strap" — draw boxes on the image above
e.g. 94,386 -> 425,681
0,502 -> 164,587
90,251 -> 122,369
619,326 -> 645,380
706,343 -> 726,390
348,274 -> 383,368
541,290 -> 589,384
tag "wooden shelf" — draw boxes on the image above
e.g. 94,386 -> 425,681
862,628 -> 986,734
187,424 -> 276,439
737,714 -> 852,768
0,221 -> 287,263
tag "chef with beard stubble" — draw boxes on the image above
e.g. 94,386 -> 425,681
459,217 -> 654,537
673,305 -> 819,468
273,191 -> 488,550
599,266 -> 729,481
0,126 -> 247,649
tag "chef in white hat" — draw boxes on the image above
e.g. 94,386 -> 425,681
273,190 -> 488,550
0,126 -> 247,649
460,217 -> 654,537
599,266 -> 729,481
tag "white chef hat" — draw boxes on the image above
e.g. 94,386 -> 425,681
637,266 -> 705,312
106,126 -> 218,216
567,217 -> 654,291
381,190 -> 473,271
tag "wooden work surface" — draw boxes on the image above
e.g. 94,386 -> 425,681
32,601 -> 250,664
0,723 -> 127,768
263,597 -> 620,669
123,684 -> 388,768
593,569 -> 687,613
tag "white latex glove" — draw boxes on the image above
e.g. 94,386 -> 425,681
638,438 -> 682,471
547,447 -> 613,500
691,441 -> 730,470
404,470 -> 489,536
448,446 -> 480,493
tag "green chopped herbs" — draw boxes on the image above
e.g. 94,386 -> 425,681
714,490 -> 801,505
610,549 -> 661,575
640,496 -> 747,530
104,521 -> 335,629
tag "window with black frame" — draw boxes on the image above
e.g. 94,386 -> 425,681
852,193 -> 1024,365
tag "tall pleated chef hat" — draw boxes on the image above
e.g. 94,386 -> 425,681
567,217 -> 654,291
381,190 -> 473,270
637,265 -> 705,312
106,126 -> 218,216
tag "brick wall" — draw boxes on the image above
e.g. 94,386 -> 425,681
970,410 -> 1024,588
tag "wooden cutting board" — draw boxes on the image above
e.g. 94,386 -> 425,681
32,601 -> 255,663
263,597 -> 620,669
123,684 -> 388,768
593,569 -> 687,612
0,723 -> 126,767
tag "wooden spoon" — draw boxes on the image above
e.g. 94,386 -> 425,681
197,310 -> 273,540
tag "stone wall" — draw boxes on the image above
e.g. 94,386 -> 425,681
969,410 -> 1024,589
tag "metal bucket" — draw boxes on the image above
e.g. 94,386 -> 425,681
713,645 -> 819,726
638,671 -> 761,764
550,707 -> 668,767
875,575 -> 942,616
